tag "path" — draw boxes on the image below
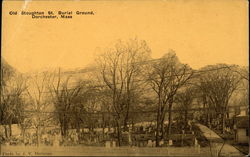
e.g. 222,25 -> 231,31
195,123 -> 244,157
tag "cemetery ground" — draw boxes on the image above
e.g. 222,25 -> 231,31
0,123 -> 245,156
1,145 -> 212,156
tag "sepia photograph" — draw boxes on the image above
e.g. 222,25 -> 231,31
1,0 -> 249,156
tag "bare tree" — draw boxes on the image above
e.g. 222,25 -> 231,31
147,51 -> 193,146
0,73 -> 27,139
76,81 -> 101,136
26,72 -> 53,146
0,58 -> 16,87
198,64 -> 242,133
49,69 -> 86,138
175,87 -> 196,129
96,38 -> 151,146
226,65 -> 249,81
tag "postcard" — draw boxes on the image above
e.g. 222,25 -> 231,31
1,0 -> 249,156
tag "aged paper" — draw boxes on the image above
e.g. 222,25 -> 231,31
1,0 -> 249,156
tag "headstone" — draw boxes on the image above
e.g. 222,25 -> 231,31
168,140 -> 173,146
29,138 -> 32,145
105,141 -> 111,148
128,132 -> 132,145
138,141 -> 143,147
147,140 -> 153,147
197,144 -> 200,154
104,128 -> 109,133
194,138 -> 198,146
159,140 -> 164,146
136,141 -> 139,147
53,134 -> 60,147
112,141 -> 116,147
152,141 -> 156,147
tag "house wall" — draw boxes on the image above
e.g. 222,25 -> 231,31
236,128 -> 248,143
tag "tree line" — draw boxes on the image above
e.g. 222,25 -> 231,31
0,38 -> 248,146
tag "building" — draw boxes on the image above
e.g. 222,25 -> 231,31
234,116 -> 249,144
228,105 -> 248,118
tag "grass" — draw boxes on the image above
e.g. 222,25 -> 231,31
0,145 -> 212,156
232,143 -> 249,155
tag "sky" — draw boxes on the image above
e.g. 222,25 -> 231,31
2,0 -> 249,73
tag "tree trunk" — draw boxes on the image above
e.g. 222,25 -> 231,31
4,125 -> 8,139
155,93 -> 163,147
123,115 -> 129,132
21,127 -> 26,145
62,113 -> 68,137
108,119 -> 111,132
184,109 -> 188,128
60,124 -> 64,136
8,123 -> 12,137
76,119 -> 81,141
116,119 -> 121,147
207,107 -> 211,128
102,113 -> 105,139
60,115 -> 65,137
203,102 -> 206,123
160,115 -> 165,140
155,120 -> 160,147
125,80 -> 131,132
62,120 -> 68,137
222,113 -> 225,134
155,102 -> 161,147
36,125 -> 40,147
167,102 -> 173,136
131,118 -> 135,131
160,121 -> 164,140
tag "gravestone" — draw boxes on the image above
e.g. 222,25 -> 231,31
94,137 -> 97,143
112,141 -> 116,147
147,139 -> 153,147
152,140 -> 156,147
197,144 -> 200,154
53,135 -> 60,147
104,128 -> 109,133
105,141 -> 111,148
122,132 -> 129,145
159,139 -> 164,146
128,132 -> 132,146
194,138 -> 198,146
168,140 -> 173,146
